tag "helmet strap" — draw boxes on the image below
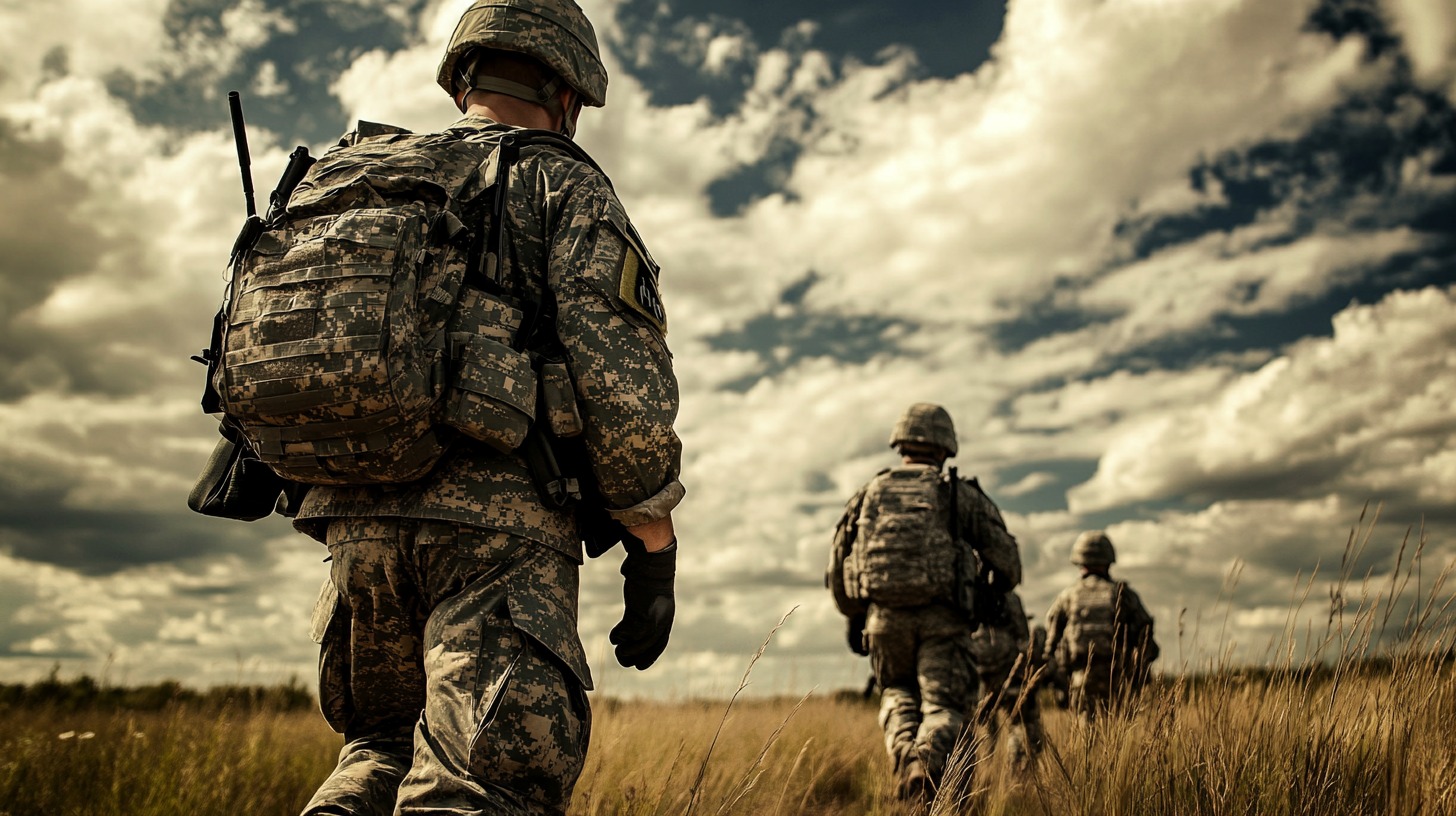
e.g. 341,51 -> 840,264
454,50 -> 565,115
557,93 -> 582,139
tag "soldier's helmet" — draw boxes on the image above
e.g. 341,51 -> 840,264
889,403 -> 958,457
437,0 -> 608,108
1070,530 -> 1116,566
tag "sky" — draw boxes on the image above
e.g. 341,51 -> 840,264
0,0 -> 1453,700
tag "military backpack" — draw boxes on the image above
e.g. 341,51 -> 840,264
1063,579 -> 1126,665
842,465 -> 973,609
201,121 -> 592,486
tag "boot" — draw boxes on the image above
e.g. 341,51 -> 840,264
896,756 -> 932,803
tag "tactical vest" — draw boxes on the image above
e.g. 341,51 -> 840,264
209,123 -> 581,485
843,465 -> 961,608
1063,578 -> 1124,665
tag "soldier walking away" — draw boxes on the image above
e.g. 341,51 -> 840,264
966,591 -> 1046,774
196,1 -> 684,813
1043,531 -> 1158,722
827,403 -> 1021,803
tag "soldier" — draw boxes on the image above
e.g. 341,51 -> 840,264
966,591 -> 1045,773
827,403 -> 1021,801
1043,531 -> 1158,722
290,2 -> 684,813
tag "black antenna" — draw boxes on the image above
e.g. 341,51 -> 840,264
228,91 -> 256,218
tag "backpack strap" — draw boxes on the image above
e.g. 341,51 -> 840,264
947,466 -> 960,541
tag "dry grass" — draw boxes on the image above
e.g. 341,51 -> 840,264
2,511 -> 1451,815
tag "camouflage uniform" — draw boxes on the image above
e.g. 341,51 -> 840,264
294,117 -> 682,815
966,592 -> 1044,771
1043,573 -> 1157,721
828,409 -> 1021,793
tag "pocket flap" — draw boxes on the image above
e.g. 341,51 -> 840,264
452,336 -> 536,416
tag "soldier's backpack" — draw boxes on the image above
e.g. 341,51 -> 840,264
202,121 -> 592,486
843,465 -> 969,608
1063,579 -> 1126,665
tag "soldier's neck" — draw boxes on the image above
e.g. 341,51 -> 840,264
901,456 -> 943,469
464,94 -> 559,130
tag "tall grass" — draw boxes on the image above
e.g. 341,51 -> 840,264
2,512 -> 1451,815
0,701 -> 336,816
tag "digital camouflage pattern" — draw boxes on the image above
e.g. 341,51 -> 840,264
828,466 -> 1020,618
307,517 -> 589,816
868,604 -> 972,784
296,114 -> 680,814
967,592 -> 1045,771
827,457 -> 1022,792
218,123 -> 527,485
844,465 -> 962,608
438,0 -> 608,107
888,402 -> 958,456
295,116 -> 684,556
1044,573 -> 1158,720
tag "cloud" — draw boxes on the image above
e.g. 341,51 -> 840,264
0,0 -> 169,105
0,539 -> 325,686
1381,0 -> 1456,100
0,0 -> 1452,697
1068,285 -> 1456,516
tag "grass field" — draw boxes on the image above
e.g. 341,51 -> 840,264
2,518 -> 1452,815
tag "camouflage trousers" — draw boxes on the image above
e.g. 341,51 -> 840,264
867,604 -> 973,784
303,518 -> 592,816
971,667 -> 1045,770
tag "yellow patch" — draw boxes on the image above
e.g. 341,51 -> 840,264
617,239 -> 666,335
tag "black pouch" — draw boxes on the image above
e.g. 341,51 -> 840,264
188,424 -> 288,521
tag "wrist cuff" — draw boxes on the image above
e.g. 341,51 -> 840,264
606,480 -> 686,527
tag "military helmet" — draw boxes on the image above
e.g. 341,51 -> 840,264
1071,530 -> 1116,566
437,0 -> 608,108
889,403 -> 958,457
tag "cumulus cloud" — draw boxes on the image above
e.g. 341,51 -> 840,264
1381,0 -> 1456,100
0,538 -> 324,686
1068,285 -> 1456,516
0,0 -> 1452,696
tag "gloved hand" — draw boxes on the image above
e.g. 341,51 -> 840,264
610,536 -> 676,670
847,613 -> 869,656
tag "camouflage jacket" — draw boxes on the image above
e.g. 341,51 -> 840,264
295,116 -> 684,560
1043,573 -> 1156,668
826,467 -> 1021,617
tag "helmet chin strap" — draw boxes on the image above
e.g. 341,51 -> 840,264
558,95 -> 582,138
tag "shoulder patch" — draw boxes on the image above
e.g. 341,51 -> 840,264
609,220 -> 666,335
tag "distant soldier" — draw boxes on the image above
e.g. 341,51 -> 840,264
966,591 -> 1045,772
1043,531 -> 1158,720
827,403 -> 1022,801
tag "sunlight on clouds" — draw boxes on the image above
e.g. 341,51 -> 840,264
0,0 -> 168,103
1070,286 -> 1456,514
1078,228 -> 1436,355
768,0 -> 1396,323
998,471 -> 1059,498
0,541 -> 321,685
0,0 -> 1450,692
1382,0 -> 1456,99
0,393 -> 210,512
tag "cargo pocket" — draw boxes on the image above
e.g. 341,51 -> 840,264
467,630 -> 590,811
310,578 -> 352,734
442,333 -> 537,453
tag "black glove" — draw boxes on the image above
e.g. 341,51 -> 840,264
847,613 -> 869,656
610,536 -> 676,670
